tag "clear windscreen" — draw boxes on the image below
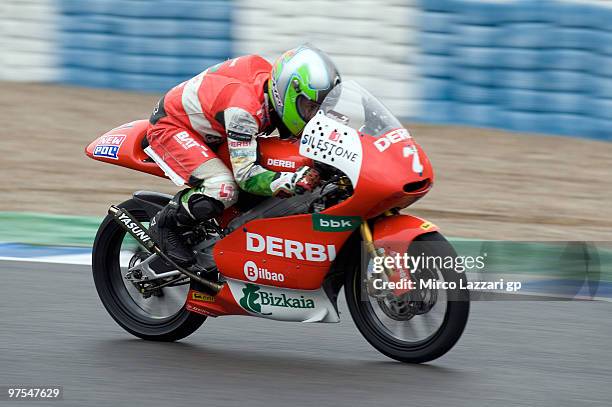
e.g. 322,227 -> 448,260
318,80 -> 403,137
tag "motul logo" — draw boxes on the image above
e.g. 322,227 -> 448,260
246,232 -> 336,262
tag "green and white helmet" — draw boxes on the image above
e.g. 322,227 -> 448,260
268,44 -> 341,135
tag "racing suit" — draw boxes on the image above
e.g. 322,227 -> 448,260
146,55 -> 317,266
147,55 -> 289,206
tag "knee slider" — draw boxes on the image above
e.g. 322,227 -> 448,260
191,159 -> 239,208
217,180 -> 239,208
203,176 -> 238,208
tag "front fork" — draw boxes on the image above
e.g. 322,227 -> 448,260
360,214 -> 408,298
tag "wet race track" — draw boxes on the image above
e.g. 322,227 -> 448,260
1,260 -> 611,407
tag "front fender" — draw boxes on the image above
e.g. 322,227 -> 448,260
372,214 -> 439,253
321,215 -> 438,310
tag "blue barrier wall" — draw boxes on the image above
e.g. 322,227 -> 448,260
417,0 -> 612,140
0,0 -> 59,81
2,0 -> 611,140
57,0 -> 233,92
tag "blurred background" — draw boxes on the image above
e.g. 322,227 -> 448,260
1,2 -> 612,405
3,0 -> 612,139
1,0 -> 612,241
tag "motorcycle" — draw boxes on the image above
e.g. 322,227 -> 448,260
85,80 -> 469,363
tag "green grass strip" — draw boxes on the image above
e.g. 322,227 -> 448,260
0,212 -> 103,247
1,212 -> 610,281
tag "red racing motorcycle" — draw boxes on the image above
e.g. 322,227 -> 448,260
86,81 -> 469,363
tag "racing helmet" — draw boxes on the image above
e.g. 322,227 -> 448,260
268,44 -> 341,135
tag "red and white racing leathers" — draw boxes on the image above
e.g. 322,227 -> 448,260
146,55 -> 284,209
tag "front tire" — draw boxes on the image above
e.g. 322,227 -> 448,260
92,199 -> 205,341
345,232 -> 470,363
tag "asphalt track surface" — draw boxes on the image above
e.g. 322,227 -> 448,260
1,260 -> 611,407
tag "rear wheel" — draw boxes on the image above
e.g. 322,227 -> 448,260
345,232 -> 470,363
92,199 -> 205,341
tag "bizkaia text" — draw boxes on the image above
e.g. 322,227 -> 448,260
246,232 -> 336,262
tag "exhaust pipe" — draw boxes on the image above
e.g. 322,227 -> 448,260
108,205 -> 223,294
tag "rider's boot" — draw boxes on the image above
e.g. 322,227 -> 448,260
148,189 -> 224,267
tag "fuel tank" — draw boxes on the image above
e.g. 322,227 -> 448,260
216,137 -> 313,172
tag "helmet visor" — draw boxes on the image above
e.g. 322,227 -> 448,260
296,95 -> 321,123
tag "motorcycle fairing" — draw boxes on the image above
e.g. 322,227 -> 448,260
320,131 -> 433,219
85,119 -> 166,178
226,278 -> 340,322
186,277 -> 340,322
194,214 -> 437,321
299,112 -> 364,187
213,215 -> 354,290
185,287 -> 249,317
371,214 -> 440,255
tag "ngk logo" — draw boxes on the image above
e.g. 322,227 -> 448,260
246,232 -> 336,262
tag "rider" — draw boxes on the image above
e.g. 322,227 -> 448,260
146,44 -> 342,267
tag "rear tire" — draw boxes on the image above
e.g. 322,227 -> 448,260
345,232 -> 470,363
92,199 -> 205,341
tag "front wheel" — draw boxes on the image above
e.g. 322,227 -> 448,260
92,199 -> 206,341
345,232 -> 470,363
